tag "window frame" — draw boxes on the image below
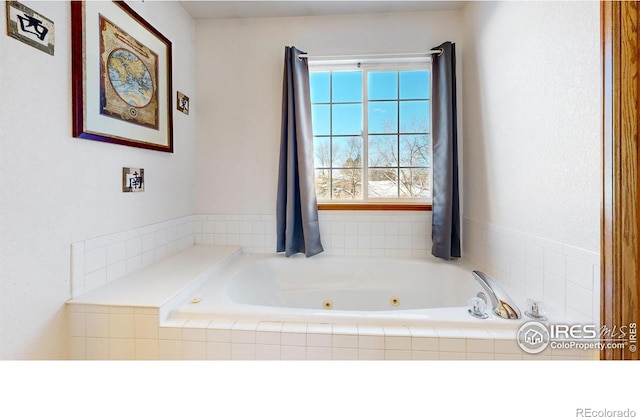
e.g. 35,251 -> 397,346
309,58 -> 433,211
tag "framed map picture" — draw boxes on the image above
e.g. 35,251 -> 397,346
71,1 -> 173,152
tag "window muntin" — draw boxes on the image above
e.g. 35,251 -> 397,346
310,62 -> 431,203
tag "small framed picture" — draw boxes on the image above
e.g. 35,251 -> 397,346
6,1 -> 55,55
177,91 -> 189,115
122,167 -> 144,192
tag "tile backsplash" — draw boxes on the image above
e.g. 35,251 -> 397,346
71,216 -> 196,298
462,217 -> 600,326
194,211 -> 433,258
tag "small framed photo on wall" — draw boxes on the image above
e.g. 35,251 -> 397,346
177,91 -> 189,115
6,1 -> 55,55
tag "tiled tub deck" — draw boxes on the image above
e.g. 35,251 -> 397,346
67,245 -> 596,360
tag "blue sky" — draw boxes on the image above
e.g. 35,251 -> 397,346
310,70 -> 430,137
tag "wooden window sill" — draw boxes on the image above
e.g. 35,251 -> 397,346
318,203 -> 432,211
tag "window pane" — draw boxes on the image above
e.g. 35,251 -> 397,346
368,135 -> 398,167
399,168 -> 430,198
368,101 -> 397,134
315,169 -> 331,199
368,72 -> 397,100
332,71 -> 362,103
314,136 -> 331,168
368,168 -> 398,198
312,104 -> 330,136
399,70 -> 430,100
310,72 -> 330,103
332,169 -> 362,199
399,135 -> 430,167
332,104 -> 362,135
309,64 -> 431,202
400,100 -> 429,133
332,136 -> 362,168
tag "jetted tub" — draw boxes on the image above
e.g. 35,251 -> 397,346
169,253 -> 524,329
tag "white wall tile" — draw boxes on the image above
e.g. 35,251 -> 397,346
439,352 -> 467,360
86,337 -> 109,360
231,343 -> 256,360
208,323 -> 233,343
70,215 -> 197,298
68,313 -> 86,337
207,342 -> 231,360
281,345 -> 306,360
232,329 -> 256,344
126,236 -> 143,258
412,350 -> 439,360
107,242 -> 126,265
135,339 -> 159,360
109,314 -> 135,339
159,340 -> 182,359
356,349 -> 383,360
183,327 -> 207,342
106,260 -> 127,282
385,350 -> 411,360
69,337 -> 86,360
526,242 -> 544,269
544,248 -> 566,277
438,338 -> 466,353
135,314 -> 159,339
109,338 -> 135,360
359,334 -> 384,350
308,331 -> 332,348
332,347 -> 358,360
543,272 -> 566,303
566,257 -> 594,290
525,264 -> 544,291
85,313 -> 109,338
85,246 -> 107,274
566,282 -> 593,318
307,346 -> 332,360
467,352 -> 494,360
464,218 -> 599,324
281,331 -> 306,347
84,268 -> 107,293
159,326 -> 182,340
256,344 -> 281,360
466,338 -> 494,354
183,341 -> 207,359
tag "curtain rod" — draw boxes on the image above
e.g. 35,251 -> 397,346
297,48 -> 443,61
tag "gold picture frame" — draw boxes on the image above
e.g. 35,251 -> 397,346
71,1 -> 173,152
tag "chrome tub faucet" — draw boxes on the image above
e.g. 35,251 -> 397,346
472,271 -> 521,319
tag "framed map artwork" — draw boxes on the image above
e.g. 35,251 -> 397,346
71,1 -> 173,152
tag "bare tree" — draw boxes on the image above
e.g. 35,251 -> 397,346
332,136 -> 362,199
313,111 -> 430,200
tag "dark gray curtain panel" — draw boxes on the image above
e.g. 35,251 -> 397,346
276,46 -> 324,257
431,41 -> 461,260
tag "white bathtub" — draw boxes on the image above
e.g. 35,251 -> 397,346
170,253 -> 524,329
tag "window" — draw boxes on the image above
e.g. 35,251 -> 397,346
309,60 -> 431,209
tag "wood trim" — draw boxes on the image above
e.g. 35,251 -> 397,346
601,1 -> 639,360
318,203 -> 432,211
